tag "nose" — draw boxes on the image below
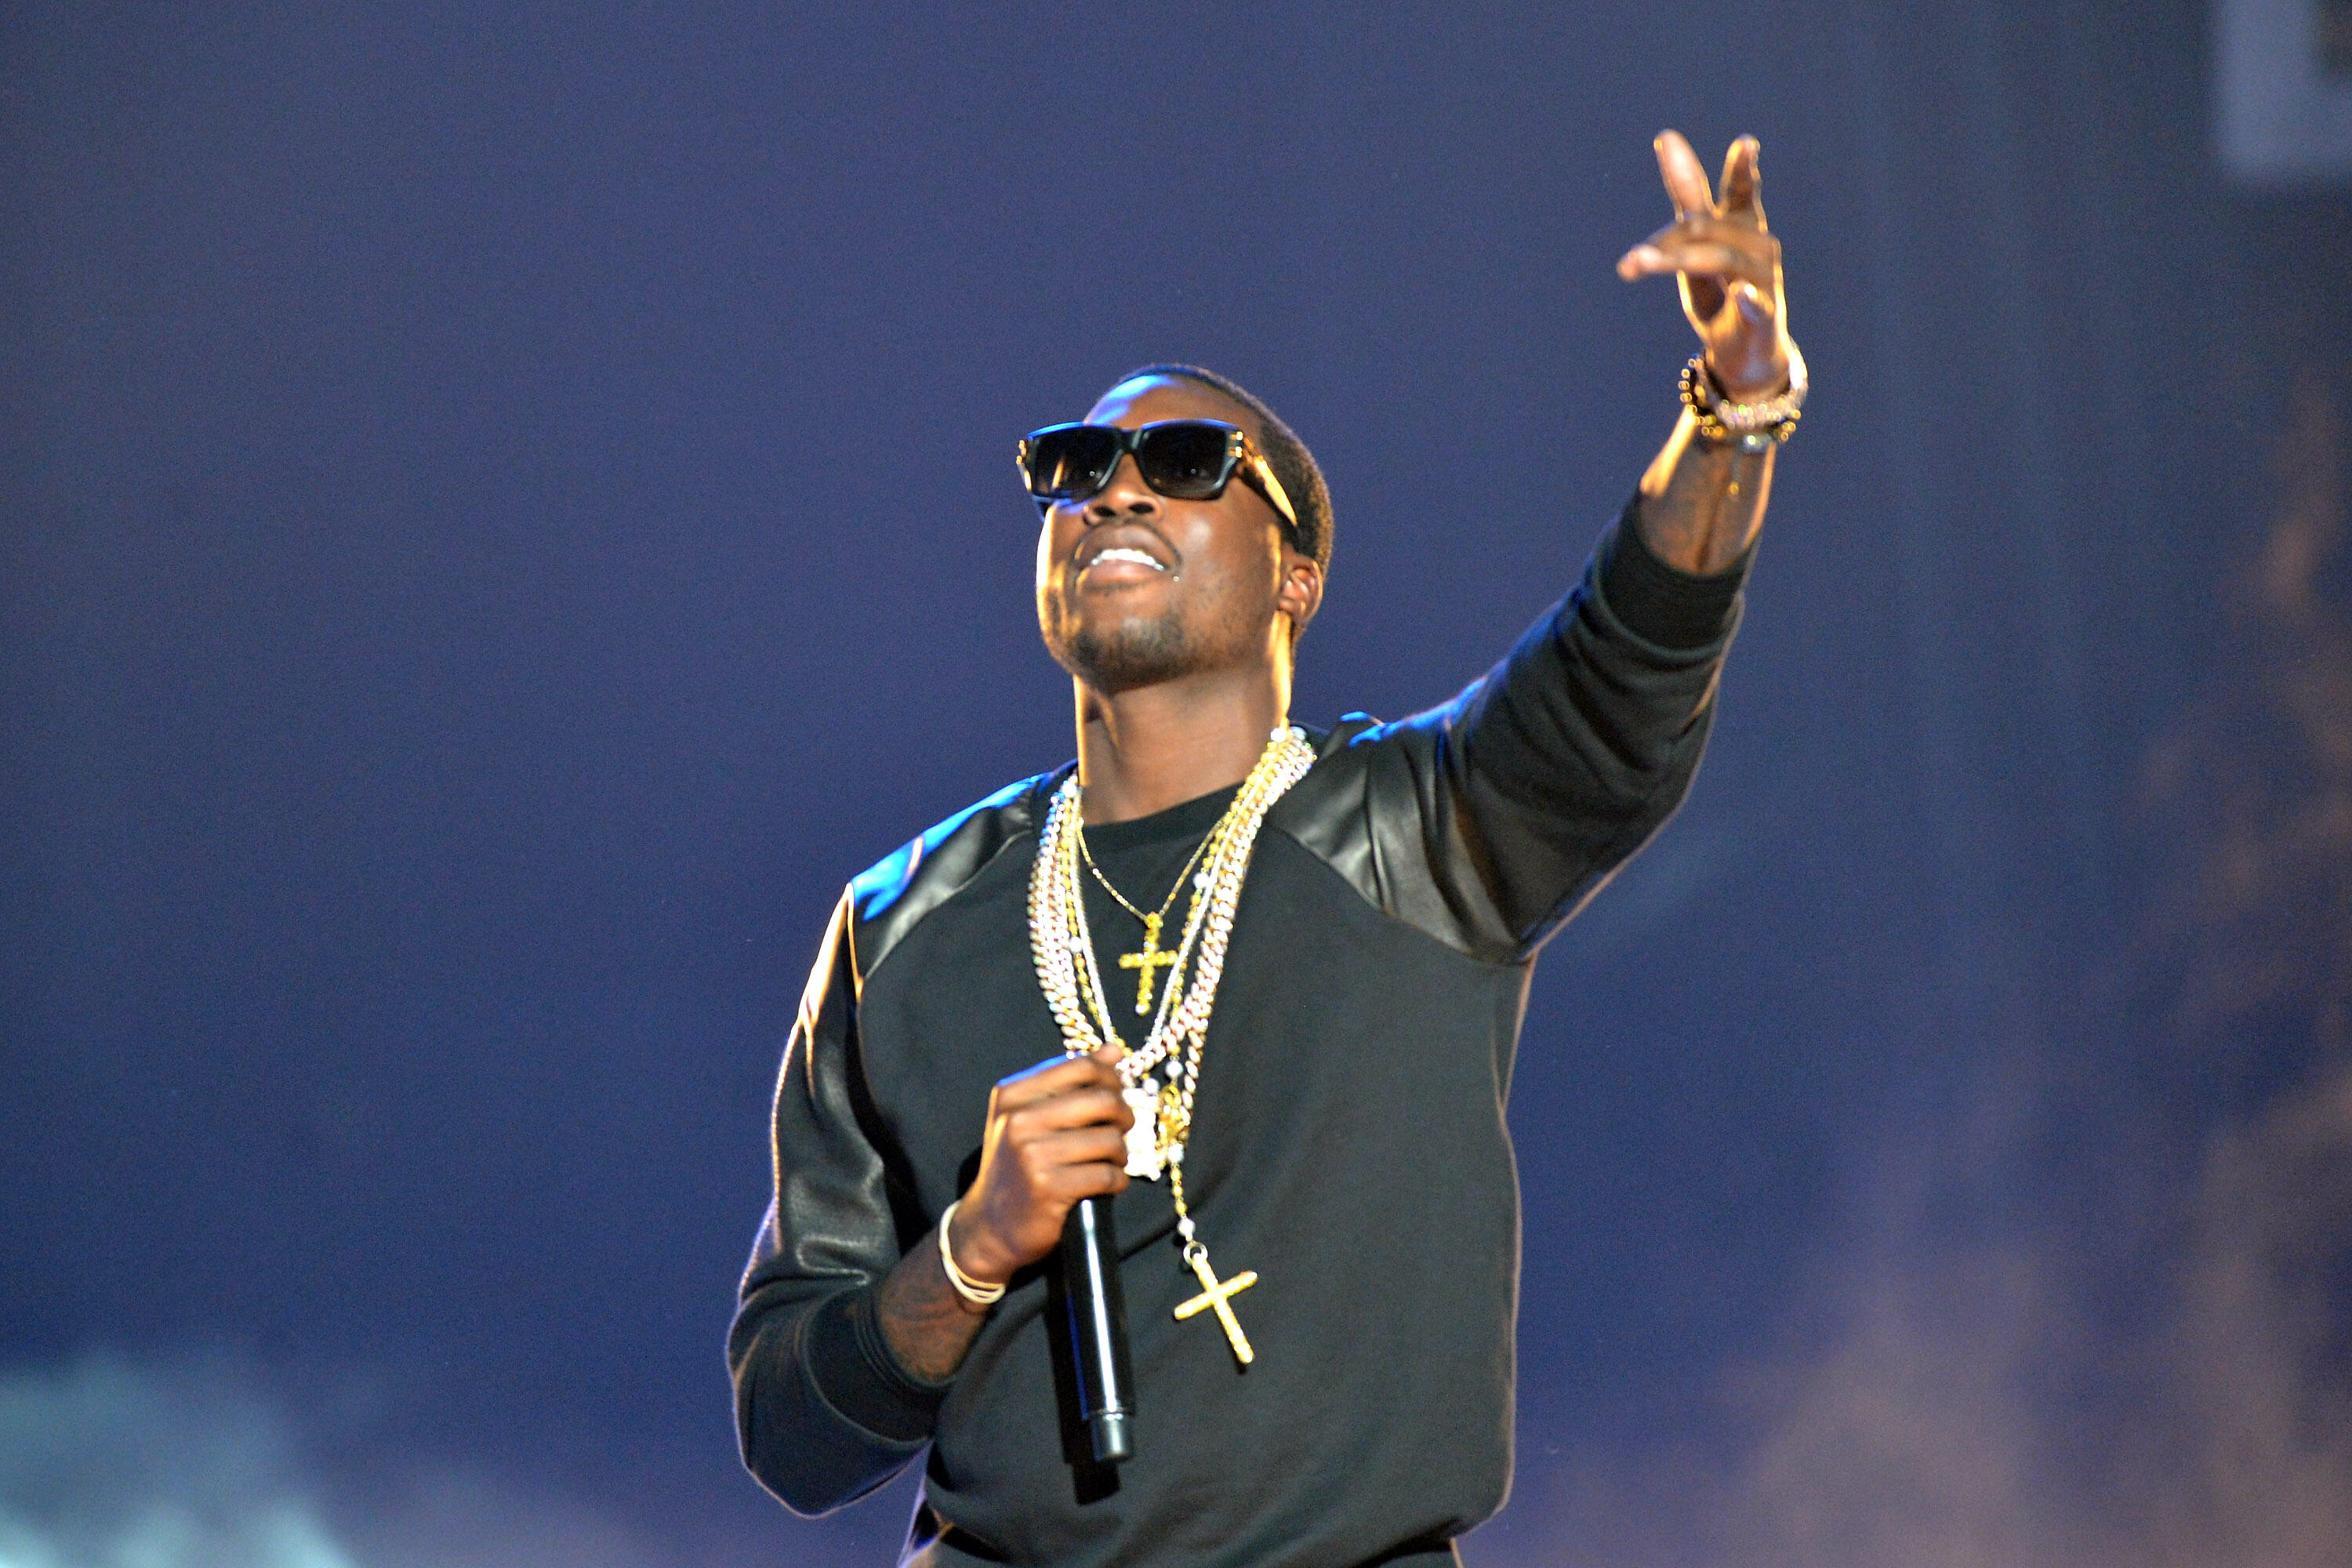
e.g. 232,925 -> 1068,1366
1083,452 -> 1160,524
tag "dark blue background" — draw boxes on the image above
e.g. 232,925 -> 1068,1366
5,5 -> 2347,1565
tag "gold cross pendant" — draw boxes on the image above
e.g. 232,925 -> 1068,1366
1116,910 -> 1180,1014
1173,1247 -> 1258,1365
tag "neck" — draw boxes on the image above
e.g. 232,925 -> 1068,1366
1074,660 -> 1290,825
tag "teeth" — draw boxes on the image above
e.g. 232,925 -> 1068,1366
1089,547 -> 1164,572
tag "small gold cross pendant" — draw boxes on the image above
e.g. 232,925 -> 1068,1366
1173,1247 -> 1258,1365
1116,911 -> 1180,1014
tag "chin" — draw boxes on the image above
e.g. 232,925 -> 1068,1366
1054,609 -> 1198,694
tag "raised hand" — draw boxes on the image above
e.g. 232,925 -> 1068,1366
1616,131 -> 1791,401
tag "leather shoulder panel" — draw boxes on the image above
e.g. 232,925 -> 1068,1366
1269,706 -> 1522,964
1265,713 -> 1385,910
847,765 -> 1071,988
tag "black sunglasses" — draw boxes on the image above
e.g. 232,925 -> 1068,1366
1017,419 -> 1299,535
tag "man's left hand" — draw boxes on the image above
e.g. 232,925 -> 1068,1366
1616,130 -> 1791,401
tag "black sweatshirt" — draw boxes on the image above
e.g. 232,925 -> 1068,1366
731,503 -> 1749,1567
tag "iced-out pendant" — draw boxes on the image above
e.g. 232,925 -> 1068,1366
1121,1081 -> 1164,1179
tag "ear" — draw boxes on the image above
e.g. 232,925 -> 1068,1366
1276,553 -> 1323,636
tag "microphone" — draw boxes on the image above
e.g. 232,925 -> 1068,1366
1058,1195 -> 1135,1463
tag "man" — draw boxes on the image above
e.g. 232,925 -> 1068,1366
730,130 -> 1801,1567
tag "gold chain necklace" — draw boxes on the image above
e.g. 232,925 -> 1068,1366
1077,828 -> 1214,1014
1027,726 -> 1318,1365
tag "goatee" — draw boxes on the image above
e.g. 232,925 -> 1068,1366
1061,608 -> 1196,694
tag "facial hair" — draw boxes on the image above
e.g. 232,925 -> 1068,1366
1057,602 -> 1198,694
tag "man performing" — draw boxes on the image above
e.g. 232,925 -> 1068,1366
730,130 -> 1804,1567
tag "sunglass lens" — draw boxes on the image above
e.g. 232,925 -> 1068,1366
1025,426 -> 1122,501
1134,423 -> 1235,499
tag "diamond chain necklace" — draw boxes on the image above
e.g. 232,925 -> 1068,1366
1026,726 -> 1318,1363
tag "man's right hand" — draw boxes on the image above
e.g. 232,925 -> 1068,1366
948,1045 -> 1134,1287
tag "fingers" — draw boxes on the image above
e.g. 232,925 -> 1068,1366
1626,241 -> 1766,280
1654,129 -> 1713,217
1052,1160 -> 1130,1200
1619,238 -> 1776,292
993,1051 -> 1123,1111
1719,135 -> 1762,223
1632,212 -> 1777,259
1618,213 -> 1776,280
999,1123 -> 1130,1212
1004,1085 -> 1134,1139
1025,1126 -> 1132,1181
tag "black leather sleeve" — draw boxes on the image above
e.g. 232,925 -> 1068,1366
727,891 -> 948,1515
1274,496 -> 1748,964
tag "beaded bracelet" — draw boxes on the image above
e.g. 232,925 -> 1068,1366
937,1200 -> 1006,1307
1679,341 -> 1808,453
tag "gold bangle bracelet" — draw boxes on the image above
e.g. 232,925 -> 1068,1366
937,1199 -> 1006,1307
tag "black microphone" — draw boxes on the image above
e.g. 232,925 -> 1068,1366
1058,1194 -> 1135,1463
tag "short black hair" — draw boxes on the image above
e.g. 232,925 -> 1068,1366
1111,363 -> 1334,579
